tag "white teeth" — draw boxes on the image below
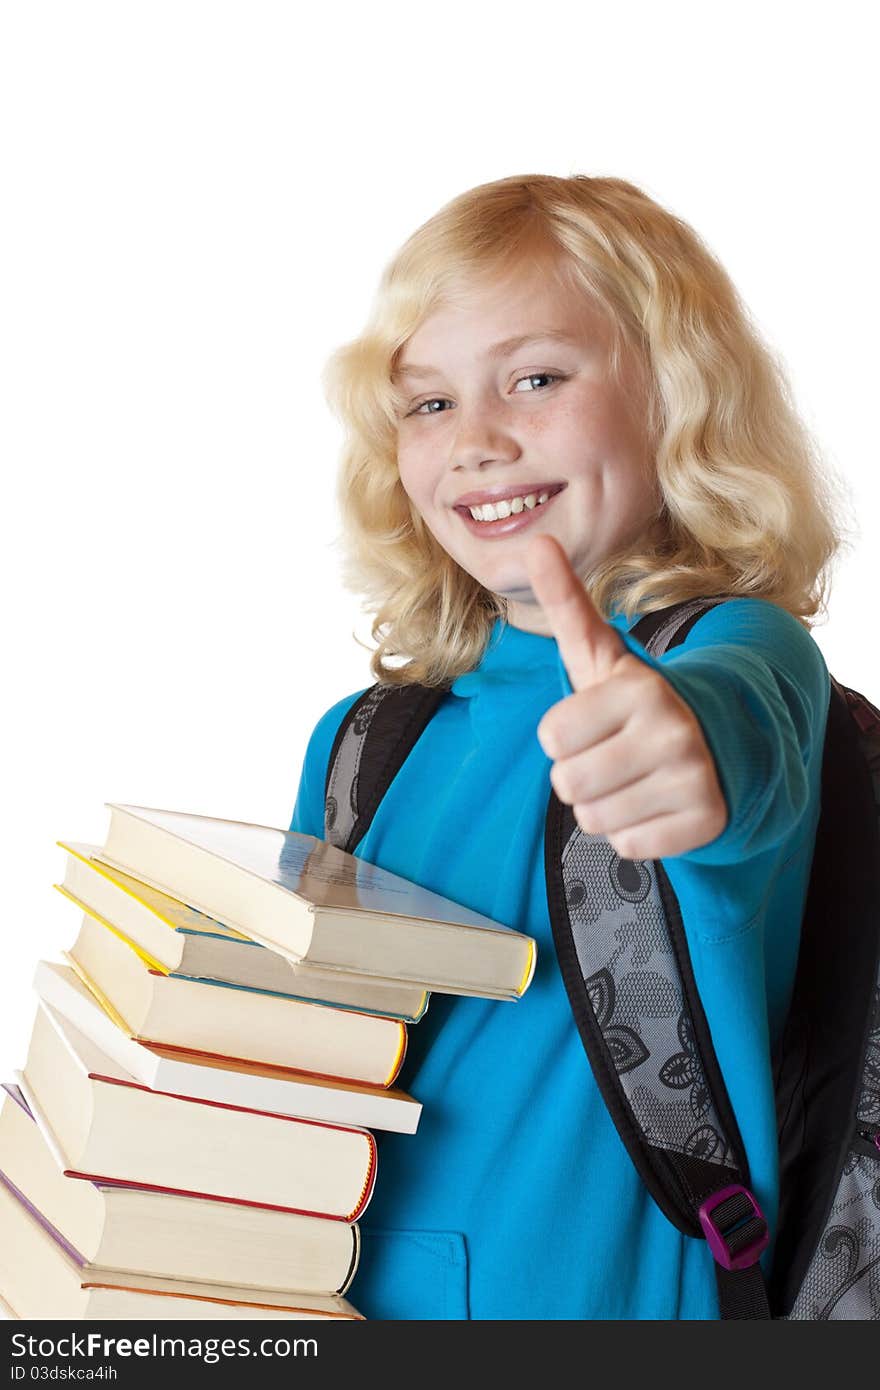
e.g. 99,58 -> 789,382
467,490 -> 554,522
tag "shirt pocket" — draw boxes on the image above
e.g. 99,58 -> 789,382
349,1228 -> 470,1320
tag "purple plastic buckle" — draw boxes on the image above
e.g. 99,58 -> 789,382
698,1184 -> 769,1271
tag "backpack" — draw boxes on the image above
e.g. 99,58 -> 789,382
322,597 -> 880,1320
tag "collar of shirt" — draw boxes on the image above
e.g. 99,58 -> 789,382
449,610 -> 642,706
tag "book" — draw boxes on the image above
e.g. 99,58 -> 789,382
0,1085 -> 359,1293
18,999 -> 377,1221
34,960 -> 422,1135
57,842 -> 430,1022
66,909 -> 408,1088
0,1173 -> 363,1319
96,804 -> 537,998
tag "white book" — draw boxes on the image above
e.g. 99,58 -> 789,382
18,999 -> 377,1221
34,960 -> 422,1135
96,803 -> 537,998
0,1175 -> 363,1320
66,911 -> 408,1089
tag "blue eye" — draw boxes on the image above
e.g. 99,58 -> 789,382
512,372 -> 562,394
407,373 -> 564,418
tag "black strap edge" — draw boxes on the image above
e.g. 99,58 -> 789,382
324,686 -> 375,817
348,684 -> 450,853
653,859 -> 753,1188
770,678 -> 880,1312
544,790 -> 745,1236
629,596 -> 730,650
324,682 -> 452,854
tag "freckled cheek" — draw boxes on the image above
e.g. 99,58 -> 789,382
524,395 -> 613,454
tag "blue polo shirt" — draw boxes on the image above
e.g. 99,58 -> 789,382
289,599 -> 830,1319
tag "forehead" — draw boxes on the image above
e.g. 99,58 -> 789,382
393,265 -> 612,378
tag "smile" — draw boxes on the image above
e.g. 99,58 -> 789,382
454,484 -> 566,539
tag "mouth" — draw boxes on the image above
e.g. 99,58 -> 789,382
453,483 -> 567,539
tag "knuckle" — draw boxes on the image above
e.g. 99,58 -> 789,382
576,803 -> 598,835
670,714 -> 697,755
711,792 -> 729,837
551,760 -> 582,805
537,717 -> 556,756
618,652 -> 645,681
676,753 -> 707,793
574,804 -> 587,832
618,659 -> 652,701
611,830 -> 639,859
643,667 -> 671,708
660,715 -> 701,771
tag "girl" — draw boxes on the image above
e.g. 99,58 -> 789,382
289,174 -> 850,1319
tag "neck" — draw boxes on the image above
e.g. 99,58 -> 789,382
502,597 -> 556,636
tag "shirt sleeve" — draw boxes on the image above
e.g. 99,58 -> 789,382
288,688 -> 371,839
556,597 -> 831,866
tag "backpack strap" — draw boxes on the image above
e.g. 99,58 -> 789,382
546,595 -> 771,1318
324,683 -> 451,854
771,679 -> 880,1318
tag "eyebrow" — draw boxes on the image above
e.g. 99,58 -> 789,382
392,330 -> 582,381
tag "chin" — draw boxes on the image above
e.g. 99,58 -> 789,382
479,573 -> 536,605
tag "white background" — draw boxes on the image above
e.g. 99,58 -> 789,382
0,1 -> 876,1078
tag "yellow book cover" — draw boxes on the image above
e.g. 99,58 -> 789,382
58,841 -> 249,940
55,840 -> 430,1023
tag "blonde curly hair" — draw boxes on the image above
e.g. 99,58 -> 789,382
321,173 -> 854,688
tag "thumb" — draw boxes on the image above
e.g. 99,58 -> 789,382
525,534 -> 628,690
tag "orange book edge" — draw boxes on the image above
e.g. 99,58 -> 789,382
63,949 -> 407,1089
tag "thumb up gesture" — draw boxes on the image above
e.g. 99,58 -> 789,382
526,535 -> 728,860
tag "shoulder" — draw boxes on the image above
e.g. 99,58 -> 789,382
620,596 -> 832,787
304,686 -> 374,768
672,596 -> 820,652
289,685 -> 374,838
660,597 -> 830,703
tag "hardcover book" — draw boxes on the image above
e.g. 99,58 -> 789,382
58,842 -> 430,1022
95,804 -> 537,999
0,1173 -> 363,1320
34,960 -> 421,1135
18,1000 -> 377,1221
66,910 -> 408,1088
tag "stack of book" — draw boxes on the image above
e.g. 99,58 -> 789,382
0,803 -> 536,1320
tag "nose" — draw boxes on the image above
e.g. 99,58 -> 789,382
449,397 -> 522,472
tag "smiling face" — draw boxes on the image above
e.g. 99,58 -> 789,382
392,259 -> 663,634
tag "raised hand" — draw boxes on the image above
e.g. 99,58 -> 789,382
525,534 -> 728,860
